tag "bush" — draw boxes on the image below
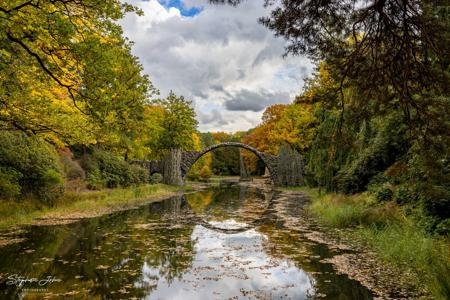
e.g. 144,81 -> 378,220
419,185 -> 450,220
186,169 -> 200,181
149,173 -> 163,184
435,219 -> 450,236
39,169 -> 64,203
82,148 -> 148,189
0,131 -> 64,202
392,185 -> 419,205
373,186 -> 393,202
0,168 -> 21,199
86,168 -> 107,190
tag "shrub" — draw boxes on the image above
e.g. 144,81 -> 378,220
86,168 -> 107,190
187,169 -> 200,181
392,185 -> 419,205
435,219 -> 450,236
0,131 -> 64,202
149,173 -> 163,184
419,185 -> 450,220
39,169 -> 64,203
83,148 -> 148,189
0,168 -> 21,199
374,186 -> 393,202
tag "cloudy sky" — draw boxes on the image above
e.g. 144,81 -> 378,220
120,0 -> 313,132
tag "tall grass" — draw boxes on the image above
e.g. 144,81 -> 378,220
306,190 -> 401,227
304,188 -> 450,299
358,224 -> 450,299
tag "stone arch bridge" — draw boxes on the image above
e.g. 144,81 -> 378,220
133,142 -> 303,186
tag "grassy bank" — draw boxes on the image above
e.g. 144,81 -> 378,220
303,188 -> 450,299
0,184 -> 192,231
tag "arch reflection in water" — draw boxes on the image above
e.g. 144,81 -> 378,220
0,185 -> 372,299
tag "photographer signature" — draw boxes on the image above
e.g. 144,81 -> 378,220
2,274 -> 61,287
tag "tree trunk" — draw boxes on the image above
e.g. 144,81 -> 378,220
162,148 -> 183,186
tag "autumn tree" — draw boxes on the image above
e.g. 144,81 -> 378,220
0,0 -> 155,144
241,104 -> 286,172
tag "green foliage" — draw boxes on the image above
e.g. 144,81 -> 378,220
83,148 -> 148,189
86,168 -> 107,190
373,187 -> 393,202
0,0 -> 155,144
305,108 -> 354,190
211,147 -> 239,175
154,92 -> 198,151
357,225 -> 450,299
335,112 -> 408,194
149,173 -> 163,184
210,132 -> 240,175
40,169 -> 65,203
392,185 -> 419,205
0,167 -> 21,199
435,219 -> 450,236
0,131 -> 64,202
307,187 -> 450,299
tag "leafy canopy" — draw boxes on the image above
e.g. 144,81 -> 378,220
0,0 -> 156,144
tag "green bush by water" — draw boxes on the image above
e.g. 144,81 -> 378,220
82,149 -> 149,189
0,131 -> 64,203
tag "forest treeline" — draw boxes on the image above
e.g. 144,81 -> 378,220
1,0 -> 449,236
210,0 -> 449,236
0,1 -> 201,201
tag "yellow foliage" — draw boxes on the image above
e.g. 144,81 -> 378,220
199,165 -> 212,180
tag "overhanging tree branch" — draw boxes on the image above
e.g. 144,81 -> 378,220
6,32 -> 89,115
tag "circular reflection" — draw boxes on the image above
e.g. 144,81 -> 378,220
185,185 -> 274,234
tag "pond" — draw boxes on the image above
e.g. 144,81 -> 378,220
0,185 -> 373,299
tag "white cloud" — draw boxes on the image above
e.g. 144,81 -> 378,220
120,0 -> 313,132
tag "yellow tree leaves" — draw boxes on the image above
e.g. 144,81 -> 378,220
1,0 -> 153,150
271,103 -> 317,152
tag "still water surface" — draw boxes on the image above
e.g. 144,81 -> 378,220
0,185 -> 373,299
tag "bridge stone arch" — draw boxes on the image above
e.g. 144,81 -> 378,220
181,142 -> 278,183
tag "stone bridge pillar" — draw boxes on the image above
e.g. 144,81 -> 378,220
162,148 -> 183,186
276,144 -> 304,186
